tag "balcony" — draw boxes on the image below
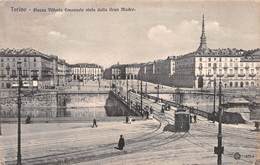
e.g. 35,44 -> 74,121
10,74 -> 17,78
22,75 -> 29,78
227,74 -> 235,77
205,74 -> 213,77
0,74 -> 6,78
249,73 -> 256,77
238,74 -> 245,77
217,74 -> 224,77
32,74 -> 39,80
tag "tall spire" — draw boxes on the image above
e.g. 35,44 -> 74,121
197,14 -> 207,51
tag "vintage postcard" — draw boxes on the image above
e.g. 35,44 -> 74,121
0,0 -> 259,164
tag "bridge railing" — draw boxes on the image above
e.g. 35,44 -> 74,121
113,90 -> 212,120
111,91 -> 141,116
146,94 -> 211,119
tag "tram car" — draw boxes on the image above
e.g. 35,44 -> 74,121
175,110 -> 190,132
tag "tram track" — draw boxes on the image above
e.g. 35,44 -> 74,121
5,92 -> 182,165
5,110 -> 181,165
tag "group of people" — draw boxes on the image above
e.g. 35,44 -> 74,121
140,106 -> 154,119
125,115 -> 133,124
190,115 -> 197,123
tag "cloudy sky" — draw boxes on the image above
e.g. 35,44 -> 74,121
0,0 -> 259,68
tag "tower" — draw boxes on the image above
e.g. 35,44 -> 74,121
197,14 -> 207,51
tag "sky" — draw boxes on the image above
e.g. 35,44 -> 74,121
0,0 -> 259,68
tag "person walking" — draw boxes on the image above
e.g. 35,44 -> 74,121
92,118 -> 98,128
126,115 -> 129,124
150,106 -> 153,114
194,115 -> 197,123
114,135 -> 125,150
146,110 -> 149,119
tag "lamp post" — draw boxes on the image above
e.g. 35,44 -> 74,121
144,71 -> 147,95
157,68 -> 159,99
126,74 -> 129,103
17,61 -> 22,165
0,105 -> 2,135
140,74 -> 143,115
213,78 -> 216,123
214,77 -> 224,165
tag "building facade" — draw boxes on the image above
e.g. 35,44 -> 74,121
103,63 -> 143,80
139,56 -> 176,86
0,48 -> 71,89
70,63 -> 103,81
173,15 -> 260,89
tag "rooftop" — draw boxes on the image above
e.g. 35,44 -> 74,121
194,48 -> 245,57
0,48 -> 45,56
70,63 -> 103,68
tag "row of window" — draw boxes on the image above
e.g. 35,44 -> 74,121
0,57 -> 37,62
205,68 -> 256,75
199,62 -> 257,68
0,62 -> 37,68
199,57 -> 240,62
207,81 -> 256,88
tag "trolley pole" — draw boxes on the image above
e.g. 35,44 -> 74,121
157,83 -> 159,99
17,62 -> 22,165
0,105 -> 2,136
145,82 -> 147,95
126,76 -> 129,103
213,78 -> 216,123
214,78 -> 224,165
157,68 -> 159,99
140,76 -> 143,114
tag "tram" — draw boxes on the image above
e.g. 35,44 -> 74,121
175,106 -> 190,132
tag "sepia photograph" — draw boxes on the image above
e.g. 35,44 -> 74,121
0,0 -> 260,164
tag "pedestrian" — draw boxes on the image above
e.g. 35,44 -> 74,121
92,118 -> 98,128
194,115 -> 197,123
129,116 -> 132,124
25,115 -> 31,124
126,115 -> 129,124
146,111 -> 149,119
255,122 -> 259,131
150,107 -> 153,114
141,111 -> 144,119
114,135 -> 125,150
213,111 -> 217,123
190,115 -> 192,123
161,106 -> 164,113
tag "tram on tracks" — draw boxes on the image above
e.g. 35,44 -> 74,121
174,106 -> 190,132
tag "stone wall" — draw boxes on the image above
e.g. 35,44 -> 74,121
0,89 -> 57,118
0,89 -> 110,119
105,91 -> 138,116
65,93 -> 108,119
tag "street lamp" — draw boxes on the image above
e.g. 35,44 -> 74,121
126,74 -> 129,103
213,78 -> 216,123
140,73 -> 143,116
17,61 -> 22,165
157,68 -> 160,99
0,105 -> 2,135
214,77 -> 224,165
